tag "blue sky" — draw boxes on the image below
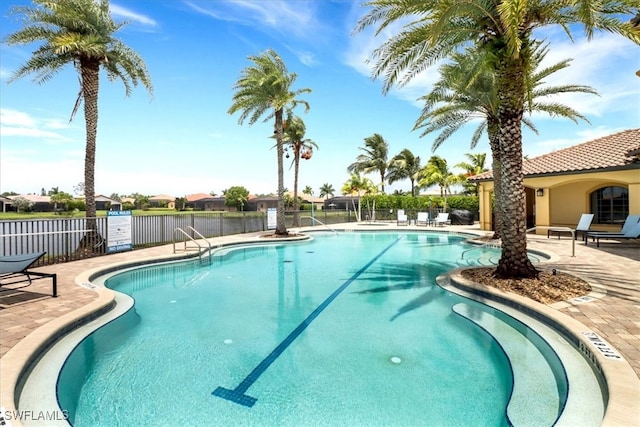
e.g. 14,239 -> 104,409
1,1 -> 638,198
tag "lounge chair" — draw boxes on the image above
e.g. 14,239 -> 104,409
585,220 -> 640,247
547,213 -> 594,240
0,251 -> 57,297
584,215 -> 640,242
397,209 -> 408,226
434,212 -> 450,227
416,212 -> 429,226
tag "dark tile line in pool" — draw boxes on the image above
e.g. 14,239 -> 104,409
212,236 -> 404,408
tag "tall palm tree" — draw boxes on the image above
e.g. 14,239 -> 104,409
386,148 -> 422,196
419,156 -> 459,210
6,0 -> 153,248
415,43 -> 596,240
283,113 -> 318,226
455,153 -> 488,196
319,183 -> 335,200
347,133 -> 389,193
229,49 -> 311,235
355,0 -> 637,278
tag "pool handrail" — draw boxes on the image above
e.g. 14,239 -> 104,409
460,240 -> 502,260
172,227 -> 212,261
297,216 -> 339,235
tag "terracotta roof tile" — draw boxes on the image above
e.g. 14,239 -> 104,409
186,193 -> 215,202
470,128 -> 640,180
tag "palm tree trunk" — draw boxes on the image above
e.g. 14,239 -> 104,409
495,57 -> 538,279
79,59 -> 104,253
487,120 -> 503,240
275,109 -> 288,235
293,146 -> 300,227
82,60 -> 99,226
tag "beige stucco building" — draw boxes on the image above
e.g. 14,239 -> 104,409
471,129 -> 640,234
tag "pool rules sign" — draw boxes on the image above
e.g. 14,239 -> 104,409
107,210 -> 133,253
267,208 -> 277,230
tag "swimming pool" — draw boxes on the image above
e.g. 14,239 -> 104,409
48,231 -> 604,426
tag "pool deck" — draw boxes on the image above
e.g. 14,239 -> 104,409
1,223 -> 639,424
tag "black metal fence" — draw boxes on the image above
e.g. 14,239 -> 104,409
0,210 -> 362,266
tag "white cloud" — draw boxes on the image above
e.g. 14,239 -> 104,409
110,4 -> 158,27
1,127 -> 66,139
0,153 -> 83,194
0,67 -> 11,80
530,32 -> 639,117
184,0 -> 319,39
346,20 -> 640,112
0,108 -> 73,142
1,108 -> 36,127
344,17 -> 446,106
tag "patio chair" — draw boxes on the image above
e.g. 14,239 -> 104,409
583,215 -> 640,241
547,213 -> 594,241
397,209 -> 408,226
585,220 -> 640,247
434,212 -> 450,227
416,212 -> 429,226
0,251 -> 57,297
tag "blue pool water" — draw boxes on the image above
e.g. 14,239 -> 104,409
58,231 -> 561,426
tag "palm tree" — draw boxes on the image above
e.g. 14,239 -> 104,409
229,49 -> 311,235
342,173 -> 376,222
456,153 -> 488,196
355,0 -> 637,278
319,183 -> 335,200
6,0 -> 153,249
347,133 -> 389,193
414,42 -> 597,241
386,148 -> 422,197
303,186 -> 313,197
419,156 -> 459,210
282,113 -> 318,226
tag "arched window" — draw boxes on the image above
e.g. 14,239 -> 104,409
590,186 -> 629,225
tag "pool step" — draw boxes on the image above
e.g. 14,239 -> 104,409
452,303 -> 565,426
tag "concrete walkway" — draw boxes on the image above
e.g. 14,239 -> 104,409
1,223 -> 638,394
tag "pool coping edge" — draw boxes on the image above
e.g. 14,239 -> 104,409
441,268 -> 640,427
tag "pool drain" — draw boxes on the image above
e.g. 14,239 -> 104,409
224,339 -> 233,345
390,356 -> 401,364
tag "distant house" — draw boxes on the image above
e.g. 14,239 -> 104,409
324,196 -> 360,210
469,129 -> 640,233
298,194 -> 325,208
186,193 -> 227,211
0,196 -> 13,212
2,194 -> 120,212
149,194 -> 176,209
95,195 -> 122,211
8,194 -> 54,212
247,195 -> 278,212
